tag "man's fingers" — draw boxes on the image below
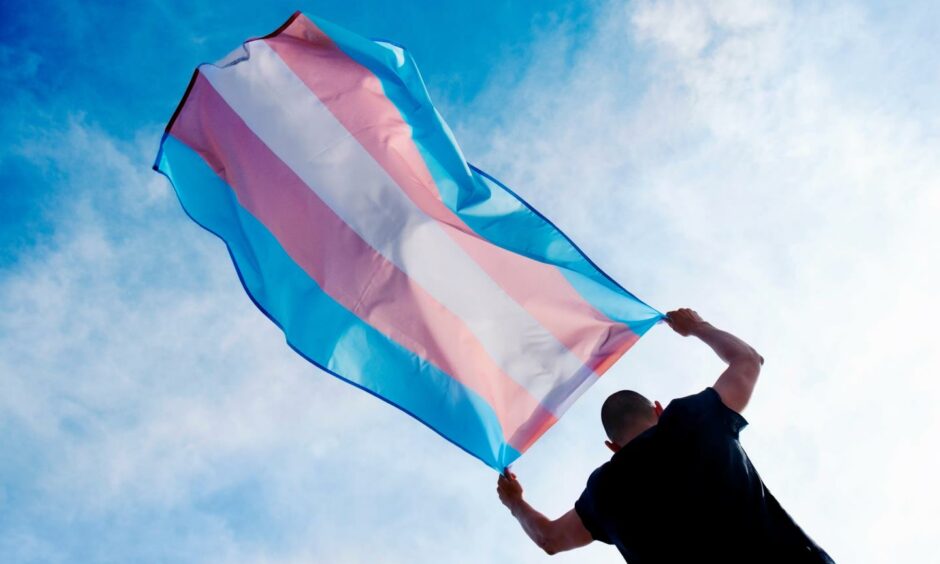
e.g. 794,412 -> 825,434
664,308 -> 704,336
668,308 -> 691,319
665,310 -> 686,324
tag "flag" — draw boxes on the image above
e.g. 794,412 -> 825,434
153,11 -> 663,470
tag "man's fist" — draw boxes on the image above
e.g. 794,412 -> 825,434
666,308 -> 706,337
497,470 -> 524,510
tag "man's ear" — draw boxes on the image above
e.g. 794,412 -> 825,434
654,400 -> 664,418
605,440 -> 620,453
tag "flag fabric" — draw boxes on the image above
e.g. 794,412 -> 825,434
153,11 -> 663,470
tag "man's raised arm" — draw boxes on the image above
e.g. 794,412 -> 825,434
666,308 -> 764,413
496,471 -> 592,555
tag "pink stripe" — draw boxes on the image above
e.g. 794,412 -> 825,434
170,73 -> 556,448
264,15 -> 637,378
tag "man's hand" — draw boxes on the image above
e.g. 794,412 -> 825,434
497,469 -> 524,510
665,308 -> 706,336
495,470 -> 593,555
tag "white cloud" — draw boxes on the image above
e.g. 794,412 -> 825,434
632,0 -> 713,58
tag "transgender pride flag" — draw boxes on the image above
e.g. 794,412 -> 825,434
154,12 -> 662,470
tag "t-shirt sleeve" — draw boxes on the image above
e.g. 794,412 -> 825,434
660,387 -> 748,438
574,469 -> 613,544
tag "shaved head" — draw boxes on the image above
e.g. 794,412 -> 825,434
601,390 -> 657,446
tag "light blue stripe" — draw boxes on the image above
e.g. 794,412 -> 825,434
310,16 -> 663,337
155,134 -> 521,470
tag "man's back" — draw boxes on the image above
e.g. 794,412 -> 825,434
575,388 -> 833,563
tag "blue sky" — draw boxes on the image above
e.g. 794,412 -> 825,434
0,0 -> 595,265
2,1 -> 939,562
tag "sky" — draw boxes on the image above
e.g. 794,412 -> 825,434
1,0 -> 939,562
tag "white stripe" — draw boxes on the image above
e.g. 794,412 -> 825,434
200,41 -> 592,409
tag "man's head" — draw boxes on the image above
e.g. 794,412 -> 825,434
601,390 -> 662,452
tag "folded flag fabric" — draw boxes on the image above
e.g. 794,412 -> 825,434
153,11 -> 663,470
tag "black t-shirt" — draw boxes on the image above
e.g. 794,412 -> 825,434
575,388 -> 834,563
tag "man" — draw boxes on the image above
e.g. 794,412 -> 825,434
496,308 -> 833,562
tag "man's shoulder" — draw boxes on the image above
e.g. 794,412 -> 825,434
660,387 -> 748,436
585,459 -> 613,489
584,455 -> 631,499
594,432 -> 660,485
666,387 -> 721,412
